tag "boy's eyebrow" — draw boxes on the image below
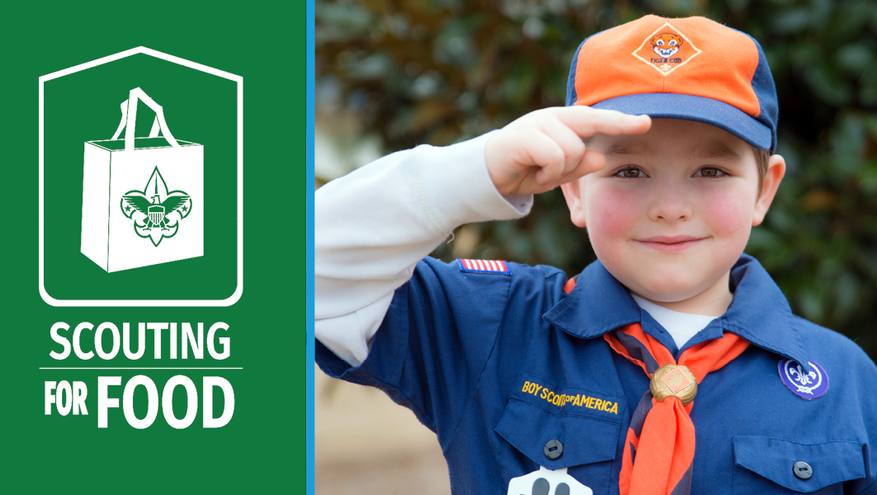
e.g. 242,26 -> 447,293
600,141 -> 653,158
690,142 -> 743,160
599,140 -> 743,160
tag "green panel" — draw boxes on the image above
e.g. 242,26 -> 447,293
0,1 -> 305,494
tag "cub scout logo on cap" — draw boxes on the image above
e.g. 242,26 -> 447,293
632,22 -> 702,75
651,33 -> 683,57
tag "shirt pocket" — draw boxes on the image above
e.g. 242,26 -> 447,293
733,436 -> 865,494
495,397 -> 622,494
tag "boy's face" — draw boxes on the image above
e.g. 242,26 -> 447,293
562,118 -> 783,312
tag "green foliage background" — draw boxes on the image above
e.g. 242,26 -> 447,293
316,0 -> 877,360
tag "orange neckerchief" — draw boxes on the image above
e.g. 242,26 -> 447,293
604,323 -> 749,495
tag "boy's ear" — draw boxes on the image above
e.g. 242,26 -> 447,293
752,154 -> 786,226
561,179 -> 588,228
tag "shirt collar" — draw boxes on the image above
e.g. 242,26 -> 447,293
542,254 -> 811,369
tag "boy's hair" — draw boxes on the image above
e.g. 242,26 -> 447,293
566,16 -> 779,155
753,146 -> 769,195
754,147 -> 769,181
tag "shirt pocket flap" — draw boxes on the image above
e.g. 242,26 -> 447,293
495,398 -> 621,470
733,436 -> 865,493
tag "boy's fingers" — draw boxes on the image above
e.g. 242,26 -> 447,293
558,150 -> 606,186
519,131 -> 568,185
488,107 -> 642,195
538,120 -> 587,176
555,106 -> 651,138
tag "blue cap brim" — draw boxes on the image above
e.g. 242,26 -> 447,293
591,93 -> 774,153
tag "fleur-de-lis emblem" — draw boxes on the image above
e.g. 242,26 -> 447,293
783,360 -> 822,395
120,167 -> 192,246
788,364 -> 817,386
779,359 -> 829,400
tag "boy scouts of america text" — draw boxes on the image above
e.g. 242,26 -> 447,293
522,380 -> 619,414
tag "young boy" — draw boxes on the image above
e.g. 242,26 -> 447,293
315,15 -> 877,495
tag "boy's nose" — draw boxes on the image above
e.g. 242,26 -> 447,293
647,181 -> 693,223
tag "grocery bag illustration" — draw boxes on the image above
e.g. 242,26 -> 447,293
80,87 -> 204,272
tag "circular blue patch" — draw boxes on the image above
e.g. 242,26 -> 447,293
778,359 -> 829,400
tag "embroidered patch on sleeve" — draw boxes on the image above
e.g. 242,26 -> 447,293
458,258 -> 509,274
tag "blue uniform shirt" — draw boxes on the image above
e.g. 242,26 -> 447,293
316,255 -> 877,494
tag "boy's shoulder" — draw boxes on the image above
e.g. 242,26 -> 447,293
791,313 -> 862,347
789,313 -> 877,373
410,257 -> 575,324
418,256 -> 570,288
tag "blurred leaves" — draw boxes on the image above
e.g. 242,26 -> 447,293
316,0 -> 877,359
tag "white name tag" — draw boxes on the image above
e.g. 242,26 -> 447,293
507,466 -> 593,495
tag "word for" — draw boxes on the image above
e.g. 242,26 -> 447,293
49,321 -> 230,361
521,380 -> 619,415
45,376 -> 235,429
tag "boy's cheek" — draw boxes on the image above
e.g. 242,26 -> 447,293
585,189 -> 639,238
700,192 -> 755,236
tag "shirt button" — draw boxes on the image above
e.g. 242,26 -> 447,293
793,461 -> 813,480
544,439 -> 563,460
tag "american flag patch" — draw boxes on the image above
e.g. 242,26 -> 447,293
458,258 -> 509,274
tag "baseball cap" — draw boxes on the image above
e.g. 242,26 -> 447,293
566,15 -> 779,153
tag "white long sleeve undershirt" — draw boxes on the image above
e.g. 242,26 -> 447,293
315,132 -> 532,366
630,294 -> 717,349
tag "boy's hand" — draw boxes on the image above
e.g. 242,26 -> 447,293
484,107 -> 651,196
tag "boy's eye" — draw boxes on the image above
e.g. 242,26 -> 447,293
695,167 -> 725,178
615,168 -> 647,178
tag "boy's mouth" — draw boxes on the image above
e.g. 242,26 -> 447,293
636,235 -> 705,252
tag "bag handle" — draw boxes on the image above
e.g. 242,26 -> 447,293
110,87 -> 181,151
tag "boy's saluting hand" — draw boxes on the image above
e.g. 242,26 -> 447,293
484,107 -> 651,196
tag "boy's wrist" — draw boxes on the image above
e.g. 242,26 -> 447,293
419,131 -> 532,233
